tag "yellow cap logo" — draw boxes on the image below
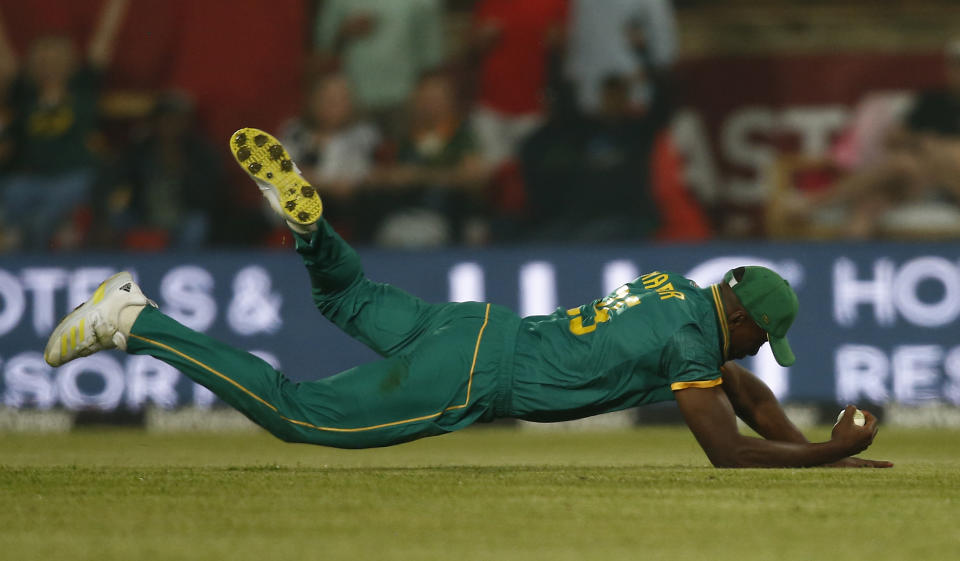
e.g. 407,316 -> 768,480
762,313 -> 770,324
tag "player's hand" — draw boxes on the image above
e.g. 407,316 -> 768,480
830,405 -> 879,456
823,456 -> 893,468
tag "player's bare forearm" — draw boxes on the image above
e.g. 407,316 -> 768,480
675,386 -> 880,468
721,362 -> 807,444
721,434 -> 849,468
720,363 -> 893,467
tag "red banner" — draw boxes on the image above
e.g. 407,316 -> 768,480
675,53 -> 946,204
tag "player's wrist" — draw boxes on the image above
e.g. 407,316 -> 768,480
824,435 -> 860,459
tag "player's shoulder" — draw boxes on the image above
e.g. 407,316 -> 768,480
631,270 -> 705,298
629,270 -> 716,324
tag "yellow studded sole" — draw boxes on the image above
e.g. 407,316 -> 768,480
229,127 -> 323,226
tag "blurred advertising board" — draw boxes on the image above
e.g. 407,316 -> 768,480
1,243 -> 959,411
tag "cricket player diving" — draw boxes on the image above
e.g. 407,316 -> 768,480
45,128 -> 892,468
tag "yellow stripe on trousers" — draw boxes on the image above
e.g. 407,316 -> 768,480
128,303 -> 492,433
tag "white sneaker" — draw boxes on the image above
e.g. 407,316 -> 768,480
44,272 -> 156,367
229,127 -> 323,234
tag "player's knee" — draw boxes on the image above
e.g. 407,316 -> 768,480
278,431 -> 305,444
293,429 -> 394,449
263,423 -> 358,448
259,421 -> 308,444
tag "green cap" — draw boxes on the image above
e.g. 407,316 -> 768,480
722,266 -> 799,367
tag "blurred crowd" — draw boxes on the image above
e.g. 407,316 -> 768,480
768,41 -> 960,240
0,0 -> 706,252
0,0 -> 958,252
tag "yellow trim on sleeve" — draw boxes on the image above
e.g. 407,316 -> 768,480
671,377 -> 724,391
128,303 -> 492,433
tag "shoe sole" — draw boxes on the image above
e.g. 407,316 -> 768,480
45,271 -> 131,366
229,127 -> 323,227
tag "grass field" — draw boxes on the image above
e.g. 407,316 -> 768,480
1,425 -> 958,561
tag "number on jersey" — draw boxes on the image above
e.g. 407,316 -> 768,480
566,284 -> 640,335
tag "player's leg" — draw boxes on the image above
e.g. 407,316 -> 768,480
295,219 -> 448,357
44,273 -> 491,448
229,127 -> 450,358
125,305 -> 487,448
42,273 -> 303,440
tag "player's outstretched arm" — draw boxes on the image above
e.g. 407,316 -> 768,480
675,384 -> 882,468
720,361 -> 807,443
719,361 -> 893,468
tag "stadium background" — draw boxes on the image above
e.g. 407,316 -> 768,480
2,3 -> 960,561
1,0 -> 959,428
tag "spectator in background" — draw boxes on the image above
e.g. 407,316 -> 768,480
314,0 -> 444,141
280,73 -> 381,239
100,92 -> 221,249
469,0 -> 568,167
517,68 -> 587,240
363,71 -> 490,248
791,40 -> 960,238
521,64 -> 673,242
565,0 -> 676,114
0,0 -> 128,251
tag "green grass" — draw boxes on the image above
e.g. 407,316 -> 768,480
1,426 -> 958,561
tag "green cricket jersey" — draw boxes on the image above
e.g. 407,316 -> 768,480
509,271 -> 730,422
129,216 -> 736,448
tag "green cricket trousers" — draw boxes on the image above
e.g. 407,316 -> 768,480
125,219 -> 520,448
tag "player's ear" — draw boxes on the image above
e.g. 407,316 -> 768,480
727,310 -> 749,328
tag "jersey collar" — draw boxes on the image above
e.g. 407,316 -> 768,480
707,284 -> 730,361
